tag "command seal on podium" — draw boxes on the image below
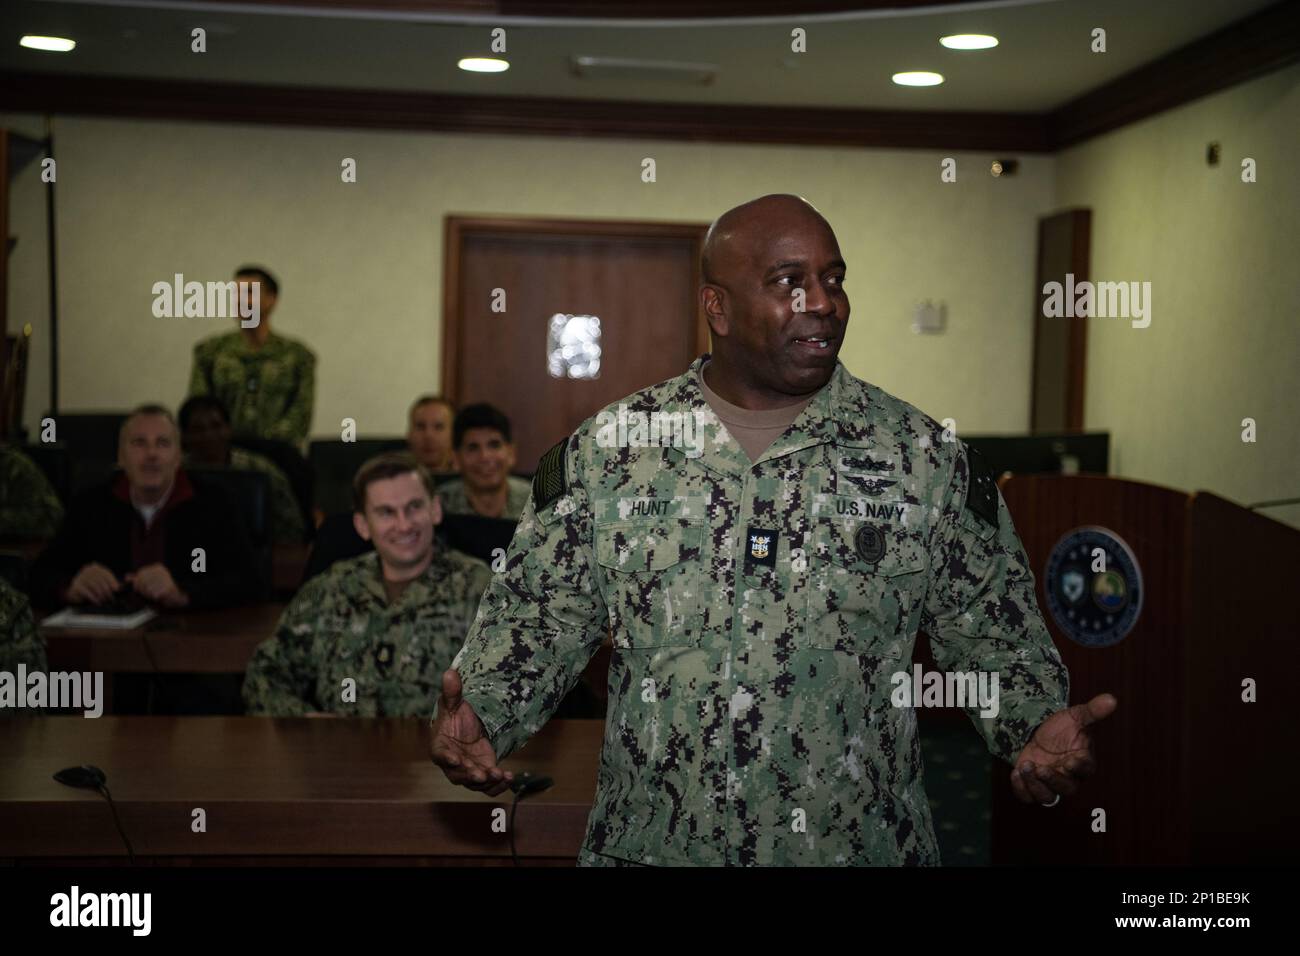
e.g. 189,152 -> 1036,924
1044,526 -> 1143,647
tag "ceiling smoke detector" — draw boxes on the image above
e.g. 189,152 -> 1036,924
570,56 -> 718,86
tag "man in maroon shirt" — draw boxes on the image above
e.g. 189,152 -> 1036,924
29,404 -> 260,610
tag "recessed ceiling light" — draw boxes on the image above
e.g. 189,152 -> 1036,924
940,34 -> 999,50
892,71 -> 944,87
458,57 -> 509,74
20,35 -> 76,53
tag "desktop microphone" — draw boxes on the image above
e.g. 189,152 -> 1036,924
54,765 -> 135,864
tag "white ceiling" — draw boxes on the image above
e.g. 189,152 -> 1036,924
1,0 -> 1279,111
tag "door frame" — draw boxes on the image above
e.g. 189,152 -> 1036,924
440,215 -> 710,403
1030,208 -> 1090,433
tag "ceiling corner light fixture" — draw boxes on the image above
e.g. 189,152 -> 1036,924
20,35 -> 76,53
940,34 -> 999,50
458,57 -> 509,73
569,55 -> 719,86
892,71 -> 944,87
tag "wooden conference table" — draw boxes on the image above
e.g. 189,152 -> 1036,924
42,603 -> 286,675
0,717 -> 604,865
40,603 -> 286,713
18,539 -> 309,711
39,601 -> 615,716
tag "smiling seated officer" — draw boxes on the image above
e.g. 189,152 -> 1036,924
243,452 -> 492,717
435,403 -> 531,520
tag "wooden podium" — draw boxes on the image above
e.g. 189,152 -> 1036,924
990,474 -> 1299,864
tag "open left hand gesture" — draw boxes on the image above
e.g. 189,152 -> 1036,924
1011,693 -> 1118,805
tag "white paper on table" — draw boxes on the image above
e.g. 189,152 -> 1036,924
40,607 -> 158,630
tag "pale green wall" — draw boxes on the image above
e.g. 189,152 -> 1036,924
2,113 -> 1052,445
1056,63 -> 1300,528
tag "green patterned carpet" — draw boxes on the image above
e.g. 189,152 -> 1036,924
920,721 -> 993,866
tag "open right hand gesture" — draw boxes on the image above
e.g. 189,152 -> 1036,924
430,668 -> 514,797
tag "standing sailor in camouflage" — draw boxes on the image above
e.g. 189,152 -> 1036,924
431,195 -> 1118,866
0,443 -> 64,538
187,266 -> 315,448
244,453 -> 491,717
179,395 -> 306,544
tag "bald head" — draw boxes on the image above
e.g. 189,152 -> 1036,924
698,194 -> 849,408
701,194 -> 832,287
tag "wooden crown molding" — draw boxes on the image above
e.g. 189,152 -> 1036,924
0,72 -> 1052,151
1050,0 -> 1300,148
0,3 -> 1295,151
169,0 -> 997,19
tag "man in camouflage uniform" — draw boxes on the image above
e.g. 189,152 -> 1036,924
436,403 -> 531,520
187,266 -> 315,448
0,575 -> 46,679
179,395 -> 305,544
407,394 -> 458,475
0,443 -> 64,537
430,195 -> 1117,866
244,453 -> 491,717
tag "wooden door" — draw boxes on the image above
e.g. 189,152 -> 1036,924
1031,209 -> 1090,433
443,217 -> 708,473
